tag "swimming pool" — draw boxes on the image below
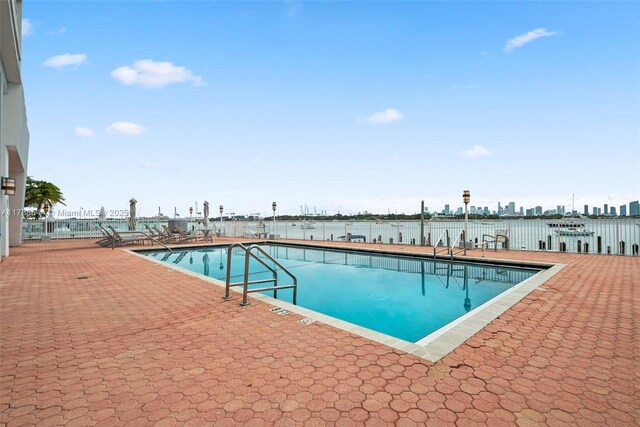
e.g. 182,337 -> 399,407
140,243 -> 542,343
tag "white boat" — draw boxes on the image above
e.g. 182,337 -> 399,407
547,212 -> 587,229
555,228 -> 594,237
549,212 -> 593,236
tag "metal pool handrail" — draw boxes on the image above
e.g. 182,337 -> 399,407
450,228 -> 466,258
245,245 -> 297,306
223,243 -> 298,306
433,229 -> 450,259
224,243 -> 275,300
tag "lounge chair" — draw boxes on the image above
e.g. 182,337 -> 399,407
479,229 -> 509,251
107,225 -> 148,246
152,225 -> 173,243
171,225 -> 199,244
162,225 -> 179,242
95,226 -> 114,247
160,225 -> 195,244
145,224 -> 161,238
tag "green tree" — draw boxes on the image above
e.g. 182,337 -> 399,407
24,177 -> 66,219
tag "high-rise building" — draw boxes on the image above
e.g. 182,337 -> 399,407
444,204 -> 450,214
630,201 -> 640,216
535,206 -> 542,215
584,205 -> 589,216
592,207 -> 598,216
610,206 -> 617,216
508,202 -> 516,215
604,204 -> 609,215
620,205 -> 627,216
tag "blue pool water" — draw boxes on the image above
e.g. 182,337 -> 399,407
142,244 -> 539,342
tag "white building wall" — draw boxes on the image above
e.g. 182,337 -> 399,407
0,0 -> 29,261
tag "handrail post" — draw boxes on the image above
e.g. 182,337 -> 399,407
292,277 -> 297,305
224,245 -> 234,299
273,267 -> 278,300
241,250 -> 251,306
225,243 -> 249,300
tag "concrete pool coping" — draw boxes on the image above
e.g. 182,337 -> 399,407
129,241 -> 565,362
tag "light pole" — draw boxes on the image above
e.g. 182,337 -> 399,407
272,202 -> 277,239
463,190 -> 470,255
189,207 -> 193,232
219,205 -> 224,236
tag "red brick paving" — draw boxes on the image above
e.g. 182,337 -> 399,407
1,239 -> 638,426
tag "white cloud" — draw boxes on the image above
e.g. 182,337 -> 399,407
73,127 -> 95,138
43,53 -> 87,68
47,27 -> 67,36
504,28 -> 558,53
462,145 -> 490,159
284,0 -> 301,18
22,19 -> 33,37
107,122 -> 147,136
111,59 -> 205,88
362,108 -> 403,125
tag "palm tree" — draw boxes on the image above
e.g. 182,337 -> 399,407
24,177 -> 66,219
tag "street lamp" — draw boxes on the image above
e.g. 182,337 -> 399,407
189,207 -> 193,232
463,190 -> 470,255
219,205 -> 224,236
272,202 -> 277,238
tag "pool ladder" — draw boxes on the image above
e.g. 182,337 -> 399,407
433,228 -> 466,260
223,243 -> 298,306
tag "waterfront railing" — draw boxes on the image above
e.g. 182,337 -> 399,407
21,218 -> 639,256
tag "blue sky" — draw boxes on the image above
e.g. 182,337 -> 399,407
22,1 -> 640,217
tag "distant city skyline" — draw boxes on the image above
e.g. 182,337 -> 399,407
47,198 -> 640,220
431,199 -> 640,218
22,2 -> 639,217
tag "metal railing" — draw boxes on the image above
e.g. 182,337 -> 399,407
21,217 -> 640,256
433,229 -> 450,259
450,229 -> 466,259
224,243 -> 297,306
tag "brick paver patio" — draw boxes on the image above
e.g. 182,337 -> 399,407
1,239 -> 638,426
